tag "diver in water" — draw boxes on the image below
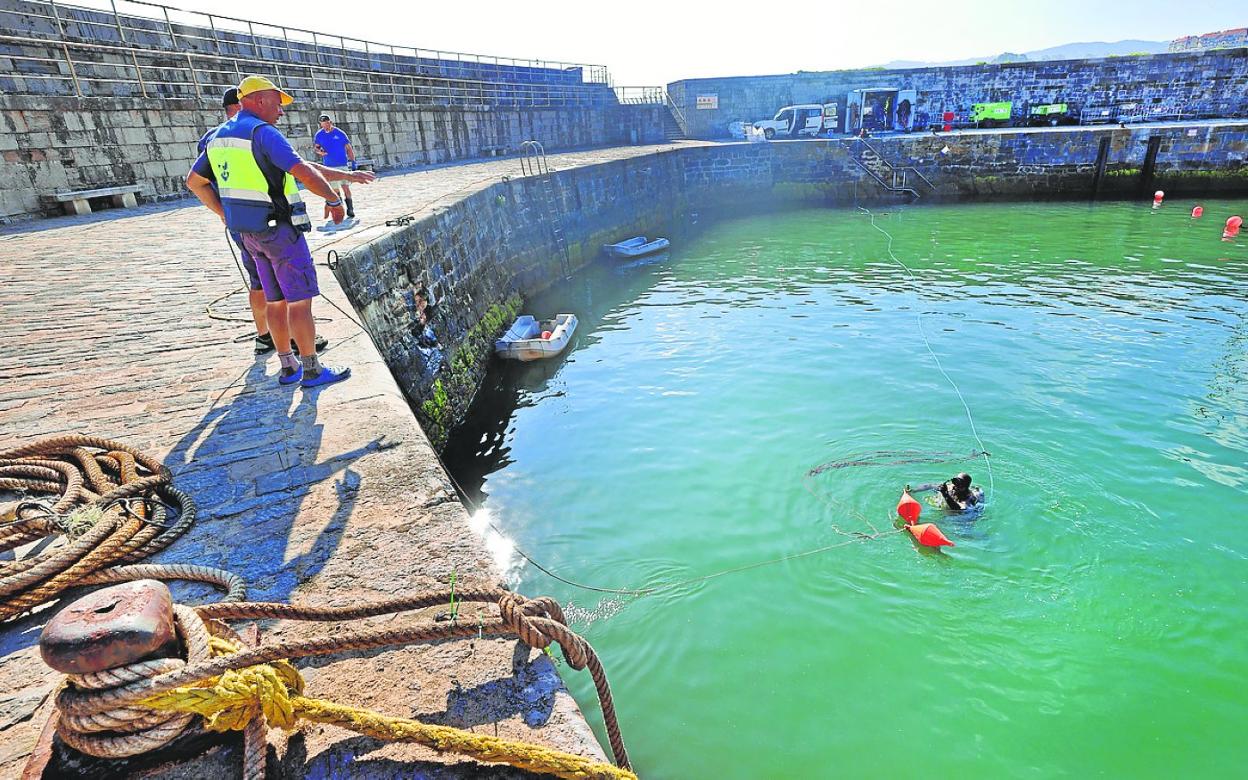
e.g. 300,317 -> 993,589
912,473 -> 982,511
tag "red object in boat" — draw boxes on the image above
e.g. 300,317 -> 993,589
908,523 -> 954,548
541,330 -> 553,340
896,489 -> 922,525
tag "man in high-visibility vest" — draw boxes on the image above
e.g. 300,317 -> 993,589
195,86 -> 306,356
186,75 -> 366,388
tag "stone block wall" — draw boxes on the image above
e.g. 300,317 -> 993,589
0,0 -> 605,102
0,92 -> 667,220
336,122 -> 1248,449
668,49 -> 1248,138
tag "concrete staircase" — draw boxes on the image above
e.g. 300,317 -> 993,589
662,106 -> 686,140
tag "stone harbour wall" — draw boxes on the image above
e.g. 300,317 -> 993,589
0,91 -> 667,220
332,151 -> 689,448
0,0 -> 606,102
887,124 -> 1248,199
668,48 -> 1248,138
336,122 -> 1248,448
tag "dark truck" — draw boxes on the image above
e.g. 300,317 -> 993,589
1026,102 -> 1078,126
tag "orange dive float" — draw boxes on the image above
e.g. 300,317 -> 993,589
896,488 -> 955,548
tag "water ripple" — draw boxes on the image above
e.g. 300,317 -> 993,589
446,199 -> 1248,778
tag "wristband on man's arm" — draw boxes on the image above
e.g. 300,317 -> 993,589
326,198 -> 342,208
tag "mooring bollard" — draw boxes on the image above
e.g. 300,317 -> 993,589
40,580 -> 177,674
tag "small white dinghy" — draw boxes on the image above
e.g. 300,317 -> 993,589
603,236 -> 670,258
494,313 -> 578,362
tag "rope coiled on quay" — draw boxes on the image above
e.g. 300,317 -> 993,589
0,435 -> 245,621
51,588 -> 635,779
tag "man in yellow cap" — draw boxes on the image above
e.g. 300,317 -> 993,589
186,76 -> 372,389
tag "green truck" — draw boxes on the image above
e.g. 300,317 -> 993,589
970,101 -> 1013,126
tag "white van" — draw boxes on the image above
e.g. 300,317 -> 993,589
753,104 -> 839,139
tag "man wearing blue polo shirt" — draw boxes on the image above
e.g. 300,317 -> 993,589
195,88 -> 369,356
313,114 -> 357,228
186,76 -> 375,389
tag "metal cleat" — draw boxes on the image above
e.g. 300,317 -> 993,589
40,580 -> 176,674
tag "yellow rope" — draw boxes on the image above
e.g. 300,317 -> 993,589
140,638 -> 637,780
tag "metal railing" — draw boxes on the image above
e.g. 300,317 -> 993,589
518,140 -> 550,177
612,86 -> 689,135
2,0 -> 614,107
665,93 -> 689,136
850,156 -> 920,198
1079,104 -> 1196,125
851,137 -> 935,198
613,86 -> 666,104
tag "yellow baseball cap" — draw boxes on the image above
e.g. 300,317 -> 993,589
236,75 -> 294,106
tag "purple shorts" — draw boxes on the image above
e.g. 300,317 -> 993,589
240,222 -> 319,303
228,230 -> 262,291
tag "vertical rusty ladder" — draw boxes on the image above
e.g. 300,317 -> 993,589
519,140 -> 572,280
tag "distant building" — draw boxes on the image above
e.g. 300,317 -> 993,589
1170,28 -> 1248,52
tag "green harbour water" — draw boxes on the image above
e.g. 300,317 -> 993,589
444,199 -> 1248,778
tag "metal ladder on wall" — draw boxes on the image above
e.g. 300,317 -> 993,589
848,137 -> 936,199
519,140 -> 572,280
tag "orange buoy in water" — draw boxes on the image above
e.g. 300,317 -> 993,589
908,523 -> 955,548
1192,205 -> 1203,218
541,330 -> 553,340
1225,216 -> 1243,240
896,488 -> 922,525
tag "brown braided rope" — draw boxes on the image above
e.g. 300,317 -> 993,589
0,435 -> 243,620
51,588 -> 631,774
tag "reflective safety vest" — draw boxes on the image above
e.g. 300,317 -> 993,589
206,112 -> 310,234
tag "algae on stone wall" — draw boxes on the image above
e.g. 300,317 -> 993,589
420,379 -> 451,445
1158,168 -> 1248,180
418,294 -> 523,449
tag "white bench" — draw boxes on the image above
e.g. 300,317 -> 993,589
352,158 -> 377,171
50,184 -> 145,216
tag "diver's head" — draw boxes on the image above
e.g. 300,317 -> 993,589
954,473 -> 972,490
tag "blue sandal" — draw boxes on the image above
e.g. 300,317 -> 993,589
301,365 -> 351,388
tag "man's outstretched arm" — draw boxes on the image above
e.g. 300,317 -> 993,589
307,161 -> 375,185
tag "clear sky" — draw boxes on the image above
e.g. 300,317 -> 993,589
113,0 -> 1244,86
